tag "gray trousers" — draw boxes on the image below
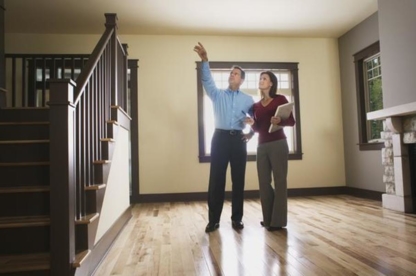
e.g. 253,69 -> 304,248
256,139 -> 289,228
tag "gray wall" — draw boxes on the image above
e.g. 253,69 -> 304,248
338,13 -> 384,192
378,0 -> 416,108
339,0 -> 416,192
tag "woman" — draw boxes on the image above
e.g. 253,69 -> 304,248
245,71 -> 295,231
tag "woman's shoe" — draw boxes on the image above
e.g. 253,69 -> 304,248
267,226 -> 283,231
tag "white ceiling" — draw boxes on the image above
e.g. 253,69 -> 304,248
4,0 -> 378,38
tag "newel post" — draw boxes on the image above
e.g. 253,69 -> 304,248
48,79 -> 77,275
0,0 -> 5,91
1,0 -> 6,107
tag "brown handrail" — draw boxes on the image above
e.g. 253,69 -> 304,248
74,26 -> 114,105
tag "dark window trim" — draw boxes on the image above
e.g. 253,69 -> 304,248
196,61 -> 303,163
357,142 -> 384,151
128,59 -> 140,203
353,42 -> 384,151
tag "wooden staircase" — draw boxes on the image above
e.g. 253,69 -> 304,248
0,13 -> 134,275
0,107 -> 51,274
0,107 -> 114,275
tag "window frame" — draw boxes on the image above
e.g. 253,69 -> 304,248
353,42 -> 384,151
196,61 -> 303,163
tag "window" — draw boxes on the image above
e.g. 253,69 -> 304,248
364,54 -> 383,142
354,42 -> 384,151
196,61 -> 302,163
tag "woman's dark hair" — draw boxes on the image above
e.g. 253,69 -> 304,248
261,71 -> 278,98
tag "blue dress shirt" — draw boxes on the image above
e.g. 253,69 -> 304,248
201,62 -> 254,130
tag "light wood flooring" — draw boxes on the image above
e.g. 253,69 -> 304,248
93,195 -> 416,276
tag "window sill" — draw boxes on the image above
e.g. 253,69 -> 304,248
358,142 -> 384,151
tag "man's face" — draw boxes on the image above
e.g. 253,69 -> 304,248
228,68 -> 244,87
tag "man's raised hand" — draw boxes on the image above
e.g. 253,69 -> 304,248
193,42 -> 208,61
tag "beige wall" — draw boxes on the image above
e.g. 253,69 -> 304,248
6,33 -> 346,194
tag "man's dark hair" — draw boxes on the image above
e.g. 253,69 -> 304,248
231,65 -> 245,79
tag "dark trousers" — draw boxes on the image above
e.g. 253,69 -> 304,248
208,130 -> 247,224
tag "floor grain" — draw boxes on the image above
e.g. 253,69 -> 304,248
93,195 -> 416,276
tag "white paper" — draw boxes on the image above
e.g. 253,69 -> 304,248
268,102 -> 294,133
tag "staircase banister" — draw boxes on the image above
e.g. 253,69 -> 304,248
119,40 -> 128,56
74,27 -> 114,105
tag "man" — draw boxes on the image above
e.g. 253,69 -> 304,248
193,42 -> 254,233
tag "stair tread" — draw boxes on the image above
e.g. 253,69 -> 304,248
0,139 -> 49,144
93,160 -> 111,164
0,216 -> 50,228
0,122 -> 49,125
73,250 -> 91,268
0,161 -> 50,166
107,120 -> 119,125
76,213 -> 99,224
85,184 -> 106,190
0,107 -> 49,110
0,253 -> 50,273
0,186 -> 50,194
101,138 -> 115,142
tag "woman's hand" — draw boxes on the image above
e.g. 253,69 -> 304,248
270,116 -> 281,125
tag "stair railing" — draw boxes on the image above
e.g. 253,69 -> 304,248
48,13 -> 128,275
4,53 -> 90,107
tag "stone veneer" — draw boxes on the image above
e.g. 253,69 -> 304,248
367,102 -> 416,213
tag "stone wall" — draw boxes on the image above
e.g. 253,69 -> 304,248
403,116 -> 416,143
381,115 -> 416,195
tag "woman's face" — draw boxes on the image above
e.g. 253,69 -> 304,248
258,73 -> 273,91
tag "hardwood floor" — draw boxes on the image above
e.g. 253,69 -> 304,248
93,195 -> 416,276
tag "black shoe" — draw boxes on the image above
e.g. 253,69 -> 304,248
260,221 -> 265,227
232,220 -> 244,230
267,226 -> 282,231
205,223 -> 219,233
